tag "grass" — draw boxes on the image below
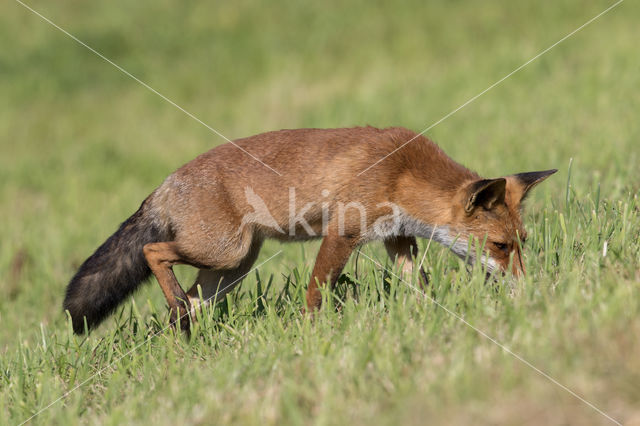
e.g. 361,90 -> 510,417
1,0 -> 639,424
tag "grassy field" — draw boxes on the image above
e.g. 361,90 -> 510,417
1,0 -> 639,424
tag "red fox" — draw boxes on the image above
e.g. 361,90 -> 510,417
64,126 -> 556,333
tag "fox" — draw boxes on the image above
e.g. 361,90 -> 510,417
64,126 -> 556,333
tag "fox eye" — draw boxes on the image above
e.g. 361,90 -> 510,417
493,242 -> 509,252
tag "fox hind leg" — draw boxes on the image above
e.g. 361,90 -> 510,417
143,241 -> 192,331
186,239 -> 263,313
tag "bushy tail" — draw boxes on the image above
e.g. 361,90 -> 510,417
63,198 -> 168,334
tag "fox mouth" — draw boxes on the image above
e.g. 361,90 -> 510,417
463,261 -> 500,279
458,261 -> 499,285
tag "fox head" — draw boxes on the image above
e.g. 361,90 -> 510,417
445,169 -> 557,275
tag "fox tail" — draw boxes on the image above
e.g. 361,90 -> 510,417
63,197 -> 169,334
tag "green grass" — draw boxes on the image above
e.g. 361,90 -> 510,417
1,0 -> 639,424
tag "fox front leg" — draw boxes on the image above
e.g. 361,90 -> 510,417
306,234 -> 358,311
384,236 -> 429,290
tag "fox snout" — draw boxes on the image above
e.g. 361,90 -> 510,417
486,245 -> 525,277
486,243 -> 526,277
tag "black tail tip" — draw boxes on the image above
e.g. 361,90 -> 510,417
63,304 -> 91,335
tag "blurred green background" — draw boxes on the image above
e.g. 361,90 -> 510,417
1,0 -> 638,424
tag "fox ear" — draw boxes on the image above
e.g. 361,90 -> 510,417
464,178 -> 507,213
509,169 -> 557,202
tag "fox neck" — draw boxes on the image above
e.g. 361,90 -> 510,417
390,168 -> 494,269
391,166 -> 475,229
